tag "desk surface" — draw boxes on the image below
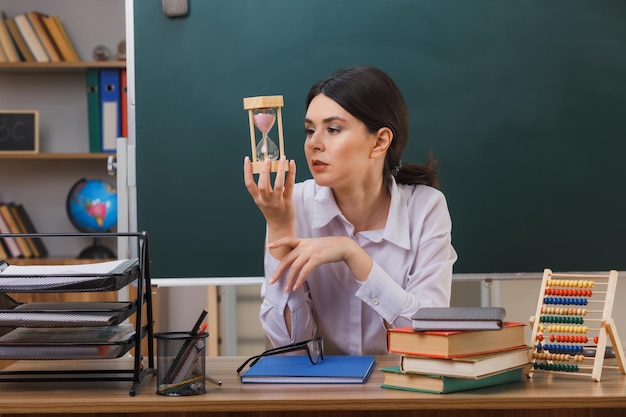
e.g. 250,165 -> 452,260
0,356 -> 624,416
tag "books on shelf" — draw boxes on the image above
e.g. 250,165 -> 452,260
0,202 -> 32,258
4,16 -> 35,62
0,41 -> 6,62
400,346 -> 531,379
0,202 -> 48,259
387,322 -> 527,358
380,365 -> 525,394
11,203 -> 48,258
411,306 -> 506,331
42,14 -> 79,62
26,11 -> 61,62
14,14 -> 49,62
240,355 -> 376,384
0,204 -> 23,259
0,11 -> 79,63
0,11 -> 20,62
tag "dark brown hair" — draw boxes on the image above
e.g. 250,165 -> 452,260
306,66 -> 438,188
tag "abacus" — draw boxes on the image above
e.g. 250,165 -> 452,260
528,269 -> 625,381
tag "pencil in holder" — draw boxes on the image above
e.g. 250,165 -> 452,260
155,331 -> 208,396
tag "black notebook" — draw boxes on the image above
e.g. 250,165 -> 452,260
411,307 -> 506,331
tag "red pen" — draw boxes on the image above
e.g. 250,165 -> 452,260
198,322 -> 208,335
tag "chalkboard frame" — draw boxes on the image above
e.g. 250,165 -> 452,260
0,110 -> 39,154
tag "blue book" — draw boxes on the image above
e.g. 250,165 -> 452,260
240,355 -> 376,384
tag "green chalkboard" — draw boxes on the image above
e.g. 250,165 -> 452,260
134,0 -> 626,278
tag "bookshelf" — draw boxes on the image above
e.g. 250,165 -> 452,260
0,1 -> 126,262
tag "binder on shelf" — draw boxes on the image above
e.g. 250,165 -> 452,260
5,17 -> 35,62
86,69 -> 102,153
99,69 -> 121,153
0,42 -> 7,62
26,11 -> 61,63
14,14 -> 49,63
0,12 -> 20,62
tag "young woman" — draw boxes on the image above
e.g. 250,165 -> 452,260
244,66 -> 457,355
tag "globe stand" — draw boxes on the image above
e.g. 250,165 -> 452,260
78,238 -> 116,259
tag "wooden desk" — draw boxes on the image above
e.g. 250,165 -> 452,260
0,356 -> 624,417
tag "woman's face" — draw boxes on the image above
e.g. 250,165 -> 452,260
304,94 -> 378,189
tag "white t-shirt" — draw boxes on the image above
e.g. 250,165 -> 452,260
260,177 -> 457,355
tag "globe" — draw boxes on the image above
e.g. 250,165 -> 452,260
66,178 -> 117,258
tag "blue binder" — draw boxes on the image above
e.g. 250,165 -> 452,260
99,69 -> 121,152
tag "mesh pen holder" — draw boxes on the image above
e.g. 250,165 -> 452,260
155,331 -> 208,396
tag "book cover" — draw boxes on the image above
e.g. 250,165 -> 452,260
411,307 -> 506,331
26,11 -> 61,62
41,14 -> 78,62
0,237 -> 8,260
13,204 -> 48,258
14,14 -> 49,63
7,203 -> 39,258
99,69 -> 121,152
400,346 -> 531,379
51,15 -> 79,61
0,12 -> 20,62
240,355 -> 376,384
380,365 -> 524,394
86,68 -> 102,152
0,42 -> 7,62
387,322 -> 526,358
0,203 -> 32,258
0,211 -> 21,258
5,17 -> 35,62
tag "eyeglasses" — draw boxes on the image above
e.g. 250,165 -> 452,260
236,336 -> 324,373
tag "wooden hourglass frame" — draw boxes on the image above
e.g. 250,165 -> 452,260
243,95 -> 286,174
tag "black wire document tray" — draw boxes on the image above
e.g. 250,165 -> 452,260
0,293 -> 135,327
0,324 -> 136,360
0,259 -> 138,292
0,232 -> 155,396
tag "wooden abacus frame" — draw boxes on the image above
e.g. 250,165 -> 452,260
243,95 -> 286,174
528,269 -> 626,381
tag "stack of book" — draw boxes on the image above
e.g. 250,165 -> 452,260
383,307 -> 530,394
0,10 -> 80,63
0,201 -> 48,260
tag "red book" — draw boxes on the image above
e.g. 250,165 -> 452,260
387,322 -> 527,358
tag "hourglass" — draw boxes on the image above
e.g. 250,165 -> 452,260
243,95 -> 286,173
